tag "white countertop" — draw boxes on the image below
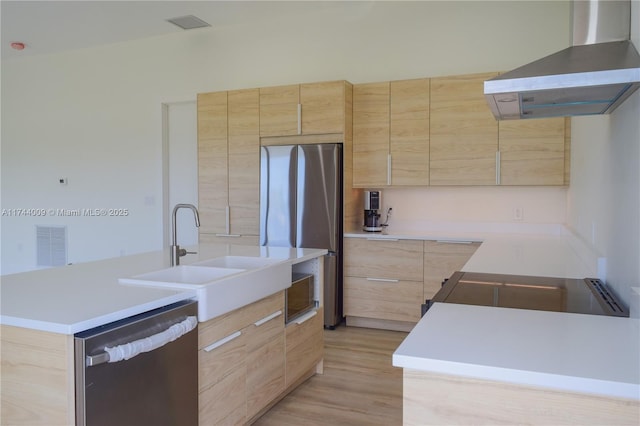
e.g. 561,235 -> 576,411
393,303 -> 640,400
346,222 -> 602,279
377,222 -> 638,401
0,244 -> 326,335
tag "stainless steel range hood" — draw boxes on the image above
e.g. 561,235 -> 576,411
485,0 -> 640,120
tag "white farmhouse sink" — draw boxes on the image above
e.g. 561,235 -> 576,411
193,255 -> 281,269
119,265 -> 245,289
119,257 -> 291,322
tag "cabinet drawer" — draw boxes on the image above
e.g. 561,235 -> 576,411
198,291 -> 284,348
285,307 -> 323,388
344,238 -> 423,281
344,276 -> 423,322
199,329 -> 246,393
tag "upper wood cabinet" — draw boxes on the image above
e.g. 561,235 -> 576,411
498,118 -> 566,185
430,72 -> 499,186
353,79 -> 430,187
198,91 -> 229,235
390,79 -> 430,186
429,72 -> 569,186
260,81 -> 348,137
197,89 -> 260,237
353,82 -> 390,187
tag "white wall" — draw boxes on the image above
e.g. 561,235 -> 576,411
567,2 -> 640,317
1,1 -> 571,274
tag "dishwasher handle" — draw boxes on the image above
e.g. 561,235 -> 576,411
86,316 -> 198,367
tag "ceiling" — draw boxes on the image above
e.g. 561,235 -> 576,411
1,1 -> 372,61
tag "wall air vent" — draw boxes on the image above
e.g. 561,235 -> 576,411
166,15 -> 211,30
36,225 -> 67,267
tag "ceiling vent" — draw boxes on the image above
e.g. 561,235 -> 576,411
166,15 -> 211,30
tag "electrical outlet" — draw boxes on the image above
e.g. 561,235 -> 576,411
513,207 -> 524,221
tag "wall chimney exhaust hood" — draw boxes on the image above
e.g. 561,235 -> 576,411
485,0 -> 640,120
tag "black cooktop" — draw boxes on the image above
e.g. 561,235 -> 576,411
427,271 -> 629,317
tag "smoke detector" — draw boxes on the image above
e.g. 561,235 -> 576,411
166,15 -> 211,30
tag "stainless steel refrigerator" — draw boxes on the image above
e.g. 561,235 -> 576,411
260,143 -> 343,328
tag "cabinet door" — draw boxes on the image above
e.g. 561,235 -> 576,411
259,84 -> 300,137
285,307 -> 324,388
245,309 -> 285,419
344,238 -> 423,282
499,118 -> 566,185
198,327 -> 246,426
344,276 -> 423,322
300,81 -> 345,135
423,241 -> 480,299
197,91 -> 228,234
353,82 -> 390,187
390,78 -> 430,186
228,89 -> 260,235
430,73 -> 499,185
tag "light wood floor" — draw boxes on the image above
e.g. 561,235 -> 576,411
254,326 -> 408,426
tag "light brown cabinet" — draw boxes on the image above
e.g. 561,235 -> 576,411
285,307 -> 324,388
245,303 -> 285,419
344,238 -> 424,328
198,291 -> 285,426
260,81 -> 348,137
429,72 -> 569,186
0,325 -> 75,426
353,82 -> 390,187
423,241 -> 481,299
344,237 -> 481,331
430,72 -> 499,186
498,118 -> 566,185
197,88 -> 260,240
353,79 -> 430,187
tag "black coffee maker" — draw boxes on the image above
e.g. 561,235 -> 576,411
363,190 -> 383,232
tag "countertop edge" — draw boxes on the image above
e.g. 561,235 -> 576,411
1,291 -> 197,334
392,353 -> 640,401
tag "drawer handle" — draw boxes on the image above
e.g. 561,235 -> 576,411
254,310 -> 283,327
435,240 -> 475,244
366,278 -> 399,283
366,238 -> 398,241
293,310 -> 317,325
214,234 -> 241,238
203,331 -> 242,352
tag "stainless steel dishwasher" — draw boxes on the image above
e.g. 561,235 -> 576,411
74,299 -> 198,426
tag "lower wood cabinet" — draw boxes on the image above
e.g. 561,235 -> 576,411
198,292 -> 324,425
344,237 -> 481,331
344,277 -> 423,323
285,307 -> 324,388
246,308 -> 285,419
198,331 -> 247,425
423,241 -> 481,299
0,325 -> 75,426
198,292 -> 285,426
344,237 -> 424,331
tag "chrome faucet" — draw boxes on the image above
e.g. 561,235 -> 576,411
170,203 -> 200,266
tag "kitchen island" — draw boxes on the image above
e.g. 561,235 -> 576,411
0,243 -> 326,426
383,224 -> 640,425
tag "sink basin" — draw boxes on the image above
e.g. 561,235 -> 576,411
194,255 -> 281,270
119,265 -> 245,289
119,256 -> 293,322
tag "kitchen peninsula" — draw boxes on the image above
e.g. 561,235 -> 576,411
379,224 -> 640,425
0,244 -> 326,426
